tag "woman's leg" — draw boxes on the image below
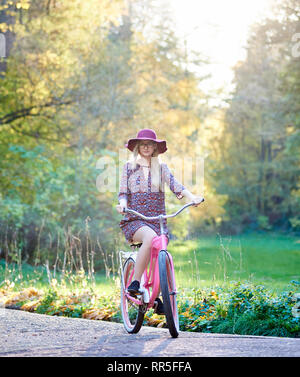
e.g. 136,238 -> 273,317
132,225 -> 157,282
130,225 -> 163,312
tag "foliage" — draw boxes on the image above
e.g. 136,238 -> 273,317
1,277 -> 299,337
213,0 -> 300,233
1,233 -> 299,338
0,0 -> 210,268
207,282 -> 300,337
0,0 -> 299,301
170,234 -> 300,291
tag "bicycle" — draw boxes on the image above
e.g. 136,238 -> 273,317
119,199 -> 204,338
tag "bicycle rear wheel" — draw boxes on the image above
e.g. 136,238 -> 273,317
158,250 -> 179,338
120,257 -> 145,334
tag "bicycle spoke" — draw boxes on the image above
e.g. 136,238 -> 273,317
120,257 -> 145,334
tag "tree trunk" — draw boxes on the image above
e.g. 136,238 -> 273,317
0,0 -> 16,76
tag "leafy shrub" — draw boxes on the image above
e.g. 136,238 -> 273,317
1,277 -> 299,337
190,282 -> 300,337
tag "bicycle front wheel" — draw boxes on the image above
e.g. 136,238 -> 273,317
120,257 -> 145,334
158,250 -> 179,338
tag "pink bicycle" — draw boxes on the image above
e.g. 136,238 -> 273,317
119,200 -> 204,338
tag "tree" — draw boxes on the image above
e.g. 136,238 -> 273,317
214,0 -> 300,232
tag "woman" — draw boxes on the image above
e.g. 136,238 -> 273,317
116,129 -> 203,311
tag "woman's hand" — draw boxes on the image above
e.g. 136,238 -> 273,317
190,195 -> 204,207
182,190 -> 204,206
116,204 -> 127,214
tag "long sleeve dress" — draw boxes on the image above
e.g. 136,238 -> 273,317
118,161 -> 186,244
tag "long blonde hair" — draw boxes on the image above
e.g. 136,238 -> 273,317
128,140 -> 163,192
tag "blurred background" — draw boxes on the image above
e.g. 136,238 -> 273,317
0,0 -> 299,288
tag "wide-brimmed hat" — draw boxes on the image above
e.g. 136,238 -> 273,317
125,129 -> 167,154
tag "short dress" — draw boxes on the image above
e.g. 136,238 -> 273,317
118,161 -> 186,244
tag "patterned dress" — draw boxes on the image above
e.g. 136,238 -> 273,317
118,161 -> 186,244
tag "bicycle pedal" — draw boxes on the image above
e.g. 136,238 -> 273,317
153,301 -> 159,312
153,299 -> 165,315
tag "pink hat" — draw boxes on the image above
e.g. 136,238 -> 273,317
125,129 -> 167,154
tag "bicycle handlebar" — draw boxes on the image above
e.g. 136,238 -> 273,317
122,198 -> 204,220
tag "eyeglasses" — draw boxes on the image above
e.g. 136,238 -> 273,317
139,142 -> 156,148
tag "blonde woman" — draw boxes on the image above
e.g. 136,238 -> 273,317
116,129 -> 203,312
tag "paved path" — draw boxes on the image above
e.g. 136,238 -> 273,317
1,308 -> 300,357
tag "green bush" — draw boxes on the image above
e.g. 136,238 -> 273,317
179,282 -> 300,337
1,269 -> 299,337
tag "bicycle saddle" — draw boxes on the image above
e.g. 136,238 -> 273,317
130,242 -> 143,248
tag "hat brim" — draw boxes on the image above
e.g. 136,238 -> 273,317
125,138 -> 167,154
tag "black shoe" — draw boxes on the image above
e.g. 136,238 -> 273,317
127,280 -> 140,296
154,297 -> 165,315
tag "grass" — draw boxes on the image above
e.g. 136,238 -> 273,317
0,258 -> 117,296
1,232 -> 299,294
1,232 -> 300,338
169,232 -> 300,293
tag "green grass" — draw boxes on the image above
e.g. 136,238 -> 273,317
1,232 -> 299,338
1,232 -> 299,294
0,259 -> 117,295
169,232 -> 300,292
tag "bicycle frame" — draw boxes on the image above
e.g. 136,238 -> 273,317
120,234 -> 172,310
120,200 -> 204,310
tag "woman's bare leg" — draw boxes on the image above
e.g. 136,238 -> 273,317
132,226 -> 157,282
